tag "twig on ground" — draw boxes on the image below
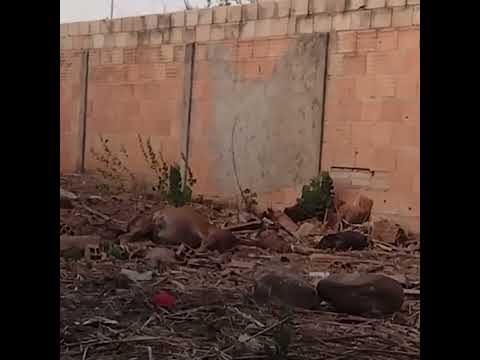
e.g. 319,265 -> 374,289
80,203 -> 127,226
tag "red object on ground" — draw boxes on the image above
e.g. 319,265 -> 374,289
153,291 -> 176,308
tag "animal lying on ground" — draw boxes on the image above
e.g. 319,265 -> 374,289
152,207 -> 239,253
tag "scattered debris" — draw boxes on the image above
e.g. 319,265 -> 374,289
294,222 -> 316,238
308,271 -> 331,280
60,174 -> 419,360
60,221 -> 75,236
338,194 -> 373,225
253,272 -> 318,309
85,244 -> 105,261
120,214 -> 154,243
82,316 -> 119,326
60,188 -> 78,208
316,273 -> 404,316
372,219 -> 409,245
87,195 -> 103,204
317,231 -> 369,251
256,230 -> 291,253
223,220 -> 262,232
228,259 -> 256,269
237,333 -> 264,352
120,268 -> 153,282
60,187 -> 77,200
268,210 -> 299,234
145,247 -> 177,267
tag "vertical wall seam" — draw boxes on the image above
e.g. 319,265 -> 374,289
318,33 -> 330,174
77,50 -> 90,173
181,42 -> 196,186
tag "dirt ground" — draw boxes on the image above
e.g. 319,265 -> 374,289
60,174 -> 420,360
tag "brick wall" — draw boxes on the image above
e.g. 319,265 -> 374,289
323,25 -> 420,230
60,0 -> 420,231
83,45 -> 186,177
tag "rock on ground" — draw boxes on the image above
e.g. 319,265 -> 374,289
316,273 -> 404,316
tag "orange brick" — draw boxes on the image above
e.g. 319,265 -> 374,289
314,14 -> 332,32
357,30 -> 377,52
366,51 -> 407,75
236,42 -> 253,60
334,144 -> 355,167
328,77 -> 356,100
366,0 -> 386,9
138,101 -> 174,135
344,54 -> 366,75
395,147 -> 419,176
297,17 -> 314,34
336,31 -> 357,53
328,54 -> 344,75
353,145 -> 374,168
196,45 -> 208,61
398,29 -> 419,49
253,40 -> 269,58
371,8 -> 392,28
242,4 -> 258,21
396,74 -> 419,99
372,146 -> 396,171
377,29 -> 398,51
269,38 -> 290,57
413,5 -> 420,25
356,76 -> 396,99
173,46 -> 186,62
225,24 -> 240,40
211,25 -> 225,40
391,123 -> 417,147
243,61 -> 259,80
401,99 -> 419,122
405,48 -> 419,75
333,13 -> 352,31
277,0 -> 292,17
392,6 -> 413,27
323,122 -> 352,144
380,98 -> 403,121
196,25 -> 211,42
121,17 -> 135,32
371,122 -> 393,145
351,10 -> 371,30
412,172 -> 419,195
376,76 -> 396,97
253,59 -> 276,79
390,171 -> 413,195
327,99 -> 363,122
134,82 -> 176,101
352,122 -> 374,147
239,20 -> 256,39
356,77 -> 376,98
361,99 -> 382,121
320,143 -> 335,169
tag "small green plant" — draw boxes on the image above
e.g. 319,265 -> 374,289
298,171 -> 334,215
90,135 -> 136,193
138,134 -> 196,206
